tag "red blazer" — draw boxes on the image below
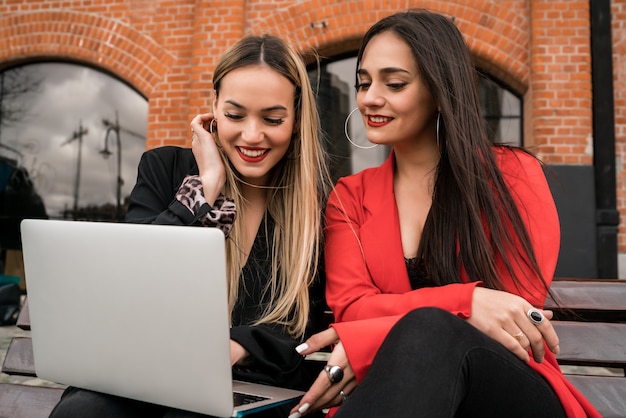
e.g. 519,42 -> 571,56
324,148 -> 600,418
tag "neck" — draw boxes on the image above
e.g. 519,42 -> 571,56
241,182 -> 268,207
393,142 -> 440,183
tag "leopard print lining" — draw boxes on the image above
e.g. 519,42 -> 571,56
176,175 -> 236,236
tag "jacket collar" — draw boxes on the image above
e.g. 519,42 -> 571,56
359,151 -> 412,293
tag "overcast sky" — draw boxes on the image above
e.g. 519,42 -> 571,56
0,62 -> 148,218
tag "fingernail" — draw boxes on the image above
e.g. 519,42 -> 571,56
295,343 -> 309,354
299,403 -> 310,413
288,412 -> 301,418
553,344 -> 560,355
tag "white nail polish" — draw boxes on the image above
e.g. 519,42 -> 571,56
295,343 -> 309,354
299,403 -> 310,413
287,412 -> 301,418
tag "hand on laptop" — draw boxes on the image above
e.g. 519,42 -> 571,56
230,340 -> 252,366
289,328 -> 357,417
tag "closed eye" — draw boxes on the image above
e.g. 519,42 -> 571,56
387,83 -> 407,91
265,117 -> 285,125
225,112 -> 243,121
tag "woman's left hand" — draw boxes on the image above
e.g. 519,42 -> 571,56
467,287 -> 560,363
288,328 -> 358,417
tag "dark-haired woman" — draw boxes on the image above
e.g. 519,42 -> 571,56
291,9 -> 599,418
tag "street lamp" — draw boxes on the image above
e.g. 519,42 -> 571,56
62,120 -> 88,219
100,112 -> 122,221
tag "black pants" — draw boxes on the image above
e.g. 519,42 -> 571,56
334,308 -> 567,418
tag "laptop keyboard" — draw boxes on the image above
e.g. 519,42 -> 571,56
233,391 -> 270,406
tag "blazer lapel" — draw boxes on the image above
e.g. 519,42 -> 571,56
359,152 -> 412,293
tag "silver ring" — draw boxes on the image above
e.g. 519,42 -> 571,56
527,308 -> 545,326
324,365 -> 344,384
513,331 -> 525,341
339,390 -> 348,403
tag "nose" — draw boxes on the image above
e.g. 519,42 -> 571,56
358,83 -> 385,108
241,119 -> 264,143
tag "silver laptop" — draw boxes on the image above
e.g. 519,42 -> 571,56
20,219 -> 304,417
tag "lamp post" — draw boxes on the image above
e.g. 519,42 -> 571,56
100,111 -> 145,221
100,112 -> 122,221
62,120 -> 88,219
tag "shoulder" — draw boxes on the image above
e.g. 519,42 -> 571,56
492,146 -> 544,182
492,147 -> 555,214
139,146 -> 196,171
335,153 -> 393,190
135,146 -> 198,188
336,165 -> 381,187
329,154 -> 393,211
493,146 -> 540,168
141,146 -> 193,163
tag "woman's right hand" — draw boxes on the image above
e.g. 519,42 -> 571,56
288,328 -> 358,417
190,113 -> 226,204
467,287 -> 560,363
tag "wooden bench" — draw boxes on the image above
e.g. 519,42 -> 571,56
543,278 -> 626,418
2,279 -> 626,417
0,299 -> 65,417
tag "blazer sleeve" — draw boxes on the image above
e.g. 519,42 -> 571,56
125,146 -> 213,225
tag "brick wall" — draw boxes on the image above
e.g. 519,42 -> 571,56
0,0 -> 622,253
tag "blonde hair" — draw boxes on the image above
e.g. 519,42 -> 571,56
212,35 -> 331,338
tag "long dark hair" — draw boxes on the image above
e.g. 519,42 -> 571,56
356,9 -> 550,295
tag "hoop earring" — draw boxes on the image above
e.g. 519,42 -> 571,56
344,107 -> 378,150
436,112 -> 441,151
209,119 -> 217,134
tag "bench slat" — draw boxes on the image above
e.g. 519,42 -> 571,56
0,383 -> 63,418
2,337 -> 36,377
546,279 -> 626,322
554,322 -> 626,371
565,374 -> 626,418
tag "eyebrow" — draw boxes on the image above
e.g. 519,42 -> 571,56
224,99 -> 288,112
357,67 -> 411,76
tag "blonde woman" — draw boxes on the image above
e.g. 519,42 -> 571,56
50,34 -> 331,418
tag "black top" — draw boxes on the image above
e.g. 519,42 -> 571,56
125,146 -> 326,391
405,257 -> 435,290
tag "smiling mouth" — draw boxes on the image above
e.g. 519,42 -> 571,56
238,147 -> 268,158
237,147 -> 269,162
369,116 -> 391,123
368,116 -> 392,127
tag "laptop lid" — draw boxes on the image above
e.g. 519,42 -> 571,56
20,219 -> 303,417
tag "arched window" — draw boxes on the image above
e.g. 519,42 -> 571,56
311,57 -> 522,182
0,62 -> 147,253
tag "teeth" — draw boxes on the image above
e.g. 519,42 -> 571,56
370,116 -> 389,123
239,148 -> 266,158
